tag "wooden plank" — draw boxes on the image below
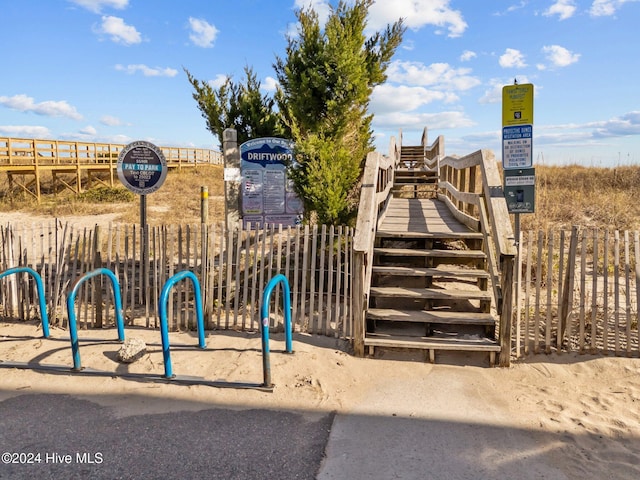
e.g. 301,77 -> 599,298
372,265 -> 489,278
326,225 -> 335,336
374,247 -> 486,259
364,335 -> 500,352
624,231 -> 632,356
533,230 -> 543,354
545,231 -> 554,354
309,224 -> 318,334
317,225 -> 326,335
524,231 -> 533,354
614,230 -> 620,354
578,229 -> 587,352
370,286 -> 491,300
635,232 -> 640,358
367,308 -> 495,325
591,230 -> 598,353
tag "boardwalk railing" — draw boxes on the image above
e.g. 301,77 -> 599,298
0,222 -> 353,338
352,137 -> 399,355
437,149 -> 517,365
0,137 -> 222,202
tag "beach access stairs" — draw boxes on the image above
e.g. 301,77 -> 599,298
353,128 -> 516,366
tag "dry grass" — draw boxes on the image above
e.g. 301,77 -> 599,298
0,165 -> 225,225
519,164 -> 640,232
1,163 -> 639,232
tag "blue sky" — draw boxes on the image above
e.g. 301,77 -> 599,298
1,0 -> 638,166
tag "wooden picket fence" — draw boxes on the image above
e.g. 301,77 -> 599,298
516,227 -> 640,358
3,220 -> 639,358
0,221 -> 354,338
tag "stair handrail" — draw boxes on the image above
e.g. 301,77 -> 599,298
353,142 -> 399,356
437,149 -> 516,366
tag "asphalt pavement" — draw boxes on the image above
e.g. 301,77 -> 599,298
0,393 -> 334,480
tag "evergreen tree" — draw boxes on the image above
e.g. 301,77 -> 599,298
274,0 -> 404,225
185,66 -> 284,147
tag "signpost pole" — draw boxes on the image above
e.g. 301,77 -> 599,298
140,193 -> 149,320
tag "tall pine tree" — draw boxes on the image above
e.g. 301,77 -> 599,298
275,0 -> 404,225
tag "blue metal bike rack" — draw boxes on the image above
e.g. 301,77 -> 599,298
260,274 -> 293,388
0,266 -> 50,338
66,268 -> 125,371
158,270 -> 206,379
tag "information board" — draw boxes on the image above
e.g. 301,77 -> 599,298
240,137 -> 303,227
117,141 -> 168,195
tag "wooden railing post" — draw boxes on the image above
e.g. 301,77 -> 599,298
352,251 -> 366,356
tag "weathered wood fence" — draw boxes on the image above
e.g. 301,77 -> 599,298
1,222 -> 353,338
3,220 -> 639,358
516,227 -> 640,357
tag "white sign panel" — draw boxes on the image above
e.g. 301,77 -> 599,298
502,125 -> 533,169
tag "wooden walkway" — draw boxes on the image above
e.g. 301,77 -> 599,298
379,197 -> 479,236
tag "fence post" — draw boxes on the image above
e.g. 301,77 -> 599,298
222,129 -> 240,230
559,225 -> 579,348
93,225 -> 103,328
352,251 -> 365,357
499,255 -> 514,367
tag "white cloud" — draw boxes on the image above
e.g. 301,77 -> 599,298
368,0 -> 467,37
479,77 -> 532,104
188,17 -> 218,48
0,125 -> 52,138
262,76 -> 279,92
115,64 -> 178,77
79,125 -> 98,136
0,94 -> 83,120
372,110 -> 475,130
387,61 -> 481,91
543,0 -> 577,20
97,16 -> 141,45
499,48 -> 527,68
371,84 -> 456,114
69,0 -> 128,13
100,115 -> 123,126
542,45 -> 580,67
207,74 -> 229,88
460,50 -> 477,62
589,0 -> 639,17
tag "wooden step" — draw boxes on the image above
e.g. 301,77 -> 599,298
374,247 -> 486,259
376,230 -> 483,240
367,308 -> 495,326
363,334 -> 500,365
369,286 -> 491,301
372,265 -> 489,279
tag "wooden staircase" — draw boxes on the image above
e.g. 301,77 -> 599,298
363,145 -> 501,366
392,145 -> 438,199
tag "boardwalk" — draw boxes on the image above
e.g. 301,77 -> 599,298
379,197 -> 479,236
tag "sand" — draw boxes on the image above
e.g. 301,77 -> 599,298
1,320 -> 640,478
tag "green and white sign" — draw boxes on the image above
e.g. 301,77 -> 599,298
504,168 -> 535,214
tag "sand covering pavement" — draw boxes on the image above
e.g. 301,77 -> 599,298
1,320 -> 639,479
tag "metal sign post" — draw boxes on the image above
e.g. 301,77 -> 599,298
117,141 -> 168,316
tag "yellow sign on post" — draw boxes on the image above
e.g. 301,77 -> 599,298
502,83 -> 534,126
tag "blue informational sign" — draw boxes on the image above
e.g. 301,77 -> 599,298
240,137 -> 303,228
117,141 -> 168,195
502,125 -> 533,169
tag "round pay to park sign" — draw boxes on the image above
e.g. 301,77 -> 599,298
117,140 -> 168,195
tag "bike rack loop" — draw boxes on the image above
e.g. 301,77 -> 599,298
158,270 -> 206,379
66,268 -> 125,371
261,274 -> 293,388
0,267 -> 50,338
